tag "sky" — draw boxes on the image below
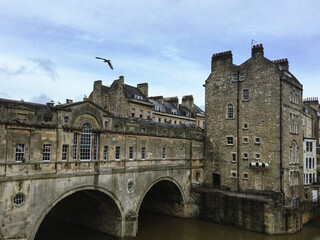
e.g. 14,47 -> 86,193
0,0 -> 319,109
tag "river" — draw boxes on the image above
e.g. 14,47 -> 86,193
35,211 -> 320,240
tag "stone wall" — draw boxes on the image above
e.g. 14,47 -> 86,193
200,191 -> 303,234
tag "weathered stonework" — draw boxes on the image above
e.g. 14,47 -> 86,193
0,99 -> 204,239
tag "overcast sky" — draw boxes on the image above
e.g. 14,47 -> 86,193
0,0 -> 319,109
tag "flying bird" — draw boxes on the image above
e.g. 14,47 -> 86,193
96,57 -> 113,70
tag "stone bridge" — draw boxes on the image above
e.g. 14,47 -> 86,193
0,158 -> 202,239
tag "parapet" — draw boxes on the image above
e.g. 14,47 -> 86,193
303,97 -> 319,106
211,51 -> 233,72
273,58 -> 289,71
251,44 -> 264,58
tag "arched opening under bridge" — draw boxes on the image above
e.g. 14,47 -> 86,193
35,190 -> 122,239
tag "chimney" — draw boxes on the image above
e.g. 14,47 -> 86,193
181,95 -> 194,112
164,96 -> 179,108
211,51 -> 233,72
66,99 -> 73,104
251,44 -> 264,58
119,76 -> 124,85
137,83 -> 148,98
46,102 -> 54,107
149,96 -> 163,104
273,58 -> 289,71
94,80 -> 102,91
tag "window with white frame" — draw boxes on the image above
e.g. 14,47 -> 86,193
115,146 -> 120,160
306,157 -> 315,170
306,142 -> 313,152
304,173 -> 316,185
131,108 -> 135,117
243,153 -> 248,160
43,144 -> 51,161
290,113 -> 298,134
171,109 -> 177,115
140,110 -> 143,118
103,146 -> 108,160
80,123 -> 92,161
73,133 -> 78,160
226,137 -> 234,145
147,111 -> 151,120
226,104 -> 234,119
243,173 -> 248,180
231,153 -> 236,162
243,123 -> 248,129
15,144 -> 25,162
243,89 -> 249,101
62,145 -> 69,161
129,147 -> 134,160
255,137 -> 261,145
255,153 -> 260,160
141,147 -> 146,160
93,135 -> 98,160
290,141 -> 298,164
243,137 -> 248,144
162,148 -> 166,159
231,171 -> 237,178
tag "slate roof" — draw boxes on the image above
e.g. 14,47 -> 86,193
0,98 -> 53,112
194,104 -> 204,114
124,84 -> 147,101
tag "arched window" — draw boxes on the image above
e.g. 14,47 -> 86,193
290,141 -> 298,164
226,104 -> 234,119
80,123 -> 92,160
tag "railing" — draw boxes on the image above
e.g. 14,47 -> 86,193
0,158 -> 204,179
191,184 -> 284,205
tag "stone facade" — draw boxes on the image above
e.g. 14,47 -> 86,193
204,44 -> 305,203
0,98 -> 203,239
88,76 -> 205,129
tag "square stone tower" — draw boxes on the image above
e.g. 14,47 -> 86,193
204,44 -> 304,203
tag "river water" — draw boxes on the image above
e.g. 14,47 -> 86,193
36,212 -> 320,240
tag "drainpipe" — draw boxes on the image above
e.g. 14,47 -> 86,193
280,76 -> 284,199
237,70 -> 240,191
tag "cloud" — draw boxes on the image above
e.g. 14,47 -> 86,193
0,63 -> 27,75
30,93 -> 51,104
30,58 -> 58,81
0,92 -> 10,98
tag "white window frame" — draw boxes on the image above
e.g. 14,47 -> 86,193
103,146 -> 108,160
129,147 -> 134,160
226,104 -> 234,119
43,144 -> 51,162
62,144 -> 69,161
115,146 -> 120,160
141,147 -> 146,160
15,144 -> 25,162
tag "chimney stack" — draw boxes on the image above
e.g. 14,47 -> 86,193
273,58 -> 289,71
251,44 -> 264,58
137,83 -> 148,98
211,51 -> 233,72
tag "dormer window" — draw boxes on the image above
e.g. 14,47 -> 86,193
171,109 -> 177,115
186,112 -> 191,117
134,95 -> 143,100
155,106 -> 162,111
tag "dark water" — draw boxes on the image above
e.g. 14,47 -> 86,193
36,212 -> 320,240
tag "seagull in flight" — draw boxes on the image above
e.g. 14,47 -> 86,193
96,57 -> 113,70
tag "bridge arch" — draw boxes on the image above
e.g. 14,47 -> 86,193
29,185 -> 125,240
137,177 -> 186,217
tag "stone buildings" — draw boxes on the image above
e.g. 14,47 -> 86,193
88,76 -> 205,129
204,44 -> 319,205
1,44 -> 320,239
